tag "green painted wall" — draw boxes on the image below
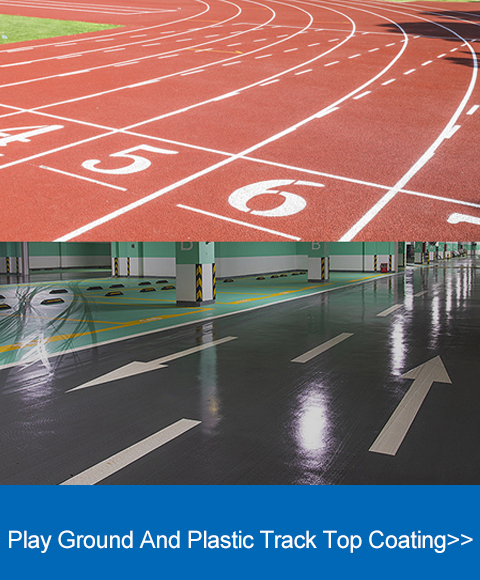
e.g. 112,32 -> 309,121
29,242 -> 110,257
215,242 -> 299,257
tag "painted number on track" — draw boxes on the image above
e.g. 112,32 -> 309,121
82,144 -> 178,175
228,180 -> 323,217
0,125 -> 63,154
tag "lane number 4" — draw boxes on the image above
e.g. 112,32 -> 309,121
82,144 -> 178,175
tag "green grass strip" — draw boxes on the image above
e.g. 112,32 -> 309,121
0,14 -> 121,45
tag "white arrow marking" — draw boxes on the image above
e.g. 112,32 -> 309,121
291,333 -> 353,363
60,418 -> 200,485
68,336 -> 237,392
448,535 -> 459,545
448,213 -> 480,226
370,356 -> 452,456
461,535 -> 473,545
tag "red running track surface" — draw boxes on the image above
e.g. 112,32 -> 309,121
0,0 -> 479,241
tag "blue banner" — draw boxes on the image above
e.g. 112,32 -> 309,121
2,486 -> 477,579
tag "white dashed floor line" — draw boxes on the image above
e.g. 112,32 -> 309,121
260,79 -> 280,86
255,54 -> 272,59
353,91 -> 371,100
382,79 -> 396,86
467,105 -> 479,115
349,53 -> 361,59
324,61 -> 339,67
404,68 -> 415,75
295,69 -> 312,75
368,48 -> 379,52
421,60 -> 432,66
284,48 -> 298,52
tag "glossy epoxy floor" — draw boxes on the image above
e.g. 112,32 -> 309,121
0,258 -> 479,485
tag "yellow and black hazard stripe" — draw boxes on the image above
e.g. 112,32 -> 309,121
5,257 -> 10,274
114,257 -> 119,276
389,255 -> 392,272
212,263 -> 216,300
16,257 -> 19,273
321,257 -> 326,280
196,264 -> 202,301
127,257 -> 131,277
374,255 -> 377,271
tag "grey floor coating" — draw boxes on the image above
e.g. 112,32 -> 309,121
0,258 -> 479,485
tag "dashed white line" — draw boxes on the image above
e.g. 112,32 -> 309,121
450,48 -> 458,52
437,53 -> 446,58
324,61 -> 339,67
177,205 -> 301,240
253,38 -> 267,42
181,69 -> 204,76
445,125 -> 461,139
368,48 -> 379,52
114,61 -> 138,67
222,61 -> 241,66
386,43 -> 395,47
421,60 -> 432,66
260,79 -> 280,86
381,79 -> 396,86
255,54 -> 272,59
377,304 -> 403,317
41,166 -> 127,191
227,43 -> 242,46
328,38 -> 339,42
314,106 -> 339,119
349,53 -> 361,59
284,48 -> 298,52
205,34 -> 220,38
308,42 -> 320,47
467,105 -> 479,115
56,54 -> 81,59
295,69 -> 312,75
142,43 -> 161,47
353,91 -> 371,100
404,68 -> 415,75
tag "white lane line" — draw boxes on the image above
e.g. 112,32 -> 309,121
255,54 -> 272,59
41,166 -> 127,191
295,69 -> 312,75
450,48 -> 458,52
206,34 -> 220,38
437,53 -> 446,58
278,34 -> 289,38
181,69 -> 204,76
254,38 -> 267,42
353,91 -> 371,100
158,54 -> 178,59
413,291 -> 427,297
128,79 -> 159,88
1,61 -> 32,68
59,70 -> 90,77
328,38 -> 339,42
370,357 -> 451,456
376,304 -> 403,317
284,48 -> 298,52
114,61 -> 139,67
291,333 -> 353,363
142,43 -> 161,47
368,48 -> 379,52
404,68 -> 416,75
349,53 -> 361,59
324,61 -> 339,67
227,43 -> 242,46
69,337 -> 238,391
176,38 -> 193,42
60,419 -> 201,485
421,60 -> 432,66
467,105 -> 479,115
308,42 -> 320,47
381,79 -> 396,85
104,48 -> 126,52
314,106 -> 339,118
95,39 -> 113,43
176,205 -> 301,240
131,34 -> 147,38
386,43 -> 395,47
222,61 -> 241,66
446,124 -> 461,138
260,79 -> 280,86
213,91 -> 239,101
56,54 -> 82,59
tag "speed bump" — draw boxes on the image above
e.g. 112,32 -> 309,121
105,291 -> 123,296
280,274 -> 288,277
41,298 -> 65,305
140,287 -> 156,293
161,285 -> 175,290
87,286 -> 103,291
49,288 -> 68,294
138,281 -> 152,286
156,279 -> 169,284
110,284 -> 124,289
256,276 -> 265,280
270,275 -> 279,278
223,279 -> 234,283
0,294 -> 4,299
0,303 -> 11,310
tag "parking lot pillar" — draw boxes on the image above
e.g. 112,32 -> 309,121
307,242 -> 329,282
176,242 -> 215,306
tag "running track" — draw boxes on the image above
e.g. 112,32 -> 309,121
0,0 -> 479,241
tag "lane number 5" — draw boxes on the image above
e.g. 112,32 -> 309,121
82,144 -> 178,175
